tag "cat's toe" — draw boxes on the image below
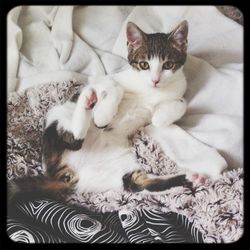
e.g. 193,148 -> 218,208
198,175 -> 206,184
190,173 -> 199,181
187,173 -> 207,187
85,89 -> 97,110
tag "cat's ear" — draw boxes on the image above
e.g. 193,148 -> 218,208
168,20 -> 188,51
127,22 -> 145,49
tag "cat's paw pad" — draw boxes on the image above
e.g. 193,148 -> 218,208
85,89 -> 97,110
187,173 -> 206,187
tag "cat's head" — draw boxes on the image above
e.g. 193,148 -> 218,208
126,21 -> 188,88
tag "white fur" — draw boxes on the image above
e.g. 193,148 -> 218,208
71,88 -> 93,139
45,64 -> 188,193
92,78 -> 124,128
137,57 -> 177,88
152,98 -> 187,127
46,102 -> 76,131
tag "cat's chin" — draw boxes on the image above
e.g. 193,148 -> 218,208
153,84 -> 161,89
149,83 -> 162,89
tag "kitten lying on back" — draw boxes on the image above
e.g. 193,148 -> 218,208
9,21 -> 195,203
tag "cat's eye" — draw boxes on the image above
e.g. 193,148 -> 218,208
139,61 -> 149,70
163,61 -> 174,70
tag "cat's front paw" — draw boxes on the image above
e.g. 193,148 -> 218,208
152,114 -> 172,128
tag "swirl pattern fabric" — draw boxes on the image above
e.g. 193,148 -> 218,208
7,200 -> 203,243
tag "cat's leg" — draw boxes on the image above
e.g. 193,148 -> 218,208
43,88 -> 97,184
92,78 -> 124,128
42,121 -> 79,186
152,98 -> 187,128
45,86 -> 96,151
122,169 -> 191,192
71,87 -> 97,139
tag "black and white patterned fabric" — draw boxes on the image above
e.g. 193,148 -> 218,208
7,199 -> 204,243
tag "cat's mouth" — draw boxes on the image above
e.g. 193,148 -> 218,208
150,79 -> 161,88
152,82 -> 160,88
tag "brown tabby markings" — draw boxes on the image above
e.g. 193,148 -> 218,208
123,170 -> 189,192
43,121 -> 81,186
128,46 -> 147,71
70,92 -> 80,103
127,31 -> 187,73
8,175 -> 73,203
53,167 -> 79,184
42,178 -> 73,191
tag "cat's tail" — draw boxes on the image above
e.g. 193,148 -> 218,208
8,175 -> 72,206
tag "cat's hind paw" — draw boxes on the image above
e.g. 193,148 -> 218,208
186,173 -> 207,187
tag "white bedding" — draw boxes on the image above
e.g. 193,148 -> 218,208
7,6 -> 243,172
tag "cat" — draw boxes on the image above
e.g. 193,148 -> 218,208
8,20 -> 194,204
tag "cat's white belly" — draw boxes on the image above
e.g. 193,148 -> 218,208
61,126 -> 138,193
60,93 -> 153,193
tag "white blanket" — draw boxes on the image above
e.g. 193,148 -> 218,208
7,6 -> 243,173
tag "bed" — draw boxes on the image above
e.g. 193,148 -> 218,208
7,6 -> 243,243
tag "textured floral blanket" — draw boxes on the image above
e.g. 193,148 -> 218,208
7,81 -> 243,243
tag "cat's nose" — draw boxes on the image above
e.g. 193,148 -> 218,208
152,79 -> 160,87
